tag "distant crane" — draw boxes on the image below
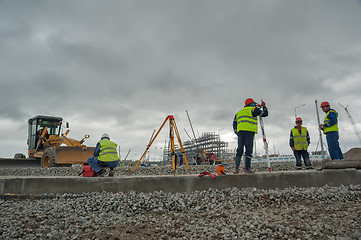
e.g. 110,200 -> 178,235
338,103 -> 361,146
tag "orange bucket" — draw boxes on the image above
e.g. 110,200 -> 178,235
216,165 -> 225,175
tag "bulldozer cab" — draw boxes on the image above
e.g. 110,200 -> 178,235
27,115 -> 64,151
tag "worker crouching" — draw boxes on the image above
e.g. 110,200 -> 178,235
289,117 -> 313,170
87,133 -> 120,177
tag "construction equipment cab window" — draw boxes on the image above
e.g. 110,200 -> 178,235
28,115 -> 63,150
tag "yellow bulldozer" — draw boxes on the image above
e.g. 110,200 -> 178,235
27,115 -> 95,168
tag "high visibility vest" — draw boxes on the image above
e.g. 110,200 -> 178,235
98,139 -> 120,162
291,127 -> 309,150
236,106 -> 258,133
324,110 -> 338,133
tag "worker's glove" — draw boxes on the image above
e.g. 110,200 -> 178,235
260,100 -> 266,107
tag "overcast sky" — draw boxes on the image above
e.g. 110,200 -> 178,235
1,0 -> 361,161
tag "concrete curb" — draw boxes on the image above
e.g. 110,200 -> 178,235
1,169 -> 361,195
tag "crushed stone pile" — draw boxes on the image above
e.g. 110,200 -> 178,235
1,185 -> 360,239
343,147 -> 361,160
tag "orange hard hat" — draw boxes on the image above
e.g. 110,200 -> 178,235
296,117 -> 302,122
320,101 -> 330,107
245,98 -> 255,106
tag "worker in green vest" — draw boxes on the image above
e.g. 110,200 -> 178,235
289,117 -> 312,170
87,133 -> 120,177
319,101 -> 344,160
233,98 -> 268,173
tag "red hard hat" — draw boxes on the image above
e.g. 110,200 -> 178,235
320,101 -> 330,107
245,98 -> 255,106
296,117 -> 302,122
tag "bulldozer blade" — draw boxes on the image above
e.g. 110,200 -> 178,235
54,146 -> 95,165
0,158 -> 41,168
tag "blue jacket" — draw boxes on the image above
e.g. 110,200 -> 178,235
233,104 -> 268,133
94,142 -> 101,156
93,137 -> 109,156
324,108 -> 338,128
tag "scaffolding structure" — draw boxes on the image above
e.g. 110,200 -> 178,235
162,132 -> 232,164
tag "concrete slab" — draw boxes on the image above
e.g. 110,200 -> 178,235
1,169 -> 361,196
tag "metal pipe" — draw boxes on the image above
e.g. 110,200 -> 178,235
186,110 -> 197,140
186,110 -> 200,153
183,128 -> 192,141
315,100 -> 325,161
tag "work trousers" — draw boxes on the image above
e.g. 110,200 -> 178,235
293,150 -> 312,168
87,156 -> 120,173
325,131 -> 344,160
234,131 -> 254,171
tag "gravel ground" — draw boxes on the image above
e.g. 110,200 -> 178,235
1,162 -> 360,239
1,185 -> 360,239
0,161 -> 304,176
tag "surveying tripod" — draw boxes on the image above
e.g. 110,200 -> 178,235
132,115 -> 191,174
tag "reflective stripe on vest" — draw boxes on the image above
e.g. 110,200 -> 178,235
291,127 -> 308,150
98,139 -> 120,162
236,106 -> 258,133
324,110 -> 338,133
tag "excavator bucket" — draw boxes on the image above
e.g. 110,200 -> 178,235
54,146 -> 95,165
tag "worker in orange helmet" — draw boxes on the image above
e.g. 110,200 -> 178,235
289,117 -> 313,170
233,98 -> 268,174
319,101 -> 344,160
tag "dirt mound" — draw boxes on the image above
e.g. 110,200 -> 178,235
343,148 -> 361,160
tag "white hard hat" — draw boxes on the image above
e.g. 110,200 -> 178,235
101,133 -> 110,139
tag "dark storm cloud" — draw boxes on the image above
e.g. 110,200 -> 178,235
1,0 -> 361,157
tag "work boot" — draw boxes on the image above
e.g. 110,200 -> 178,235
97,169 -> 106,177
234,170 -> 239,174
306,166 -> 313,170
245,157 -> 255,174
109,168 -> 115,177
245,169 -> 255,174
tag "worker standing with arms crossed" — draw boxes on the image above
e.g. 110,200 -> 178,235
233,98 -> 268,174
289,117 -> 313,170
319,101 -> 344,160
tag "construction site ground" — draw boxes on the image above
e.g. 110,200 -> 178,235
0,148 -> 360,239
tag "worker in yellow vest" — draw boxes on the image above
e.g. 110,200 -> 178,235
87,133 -> 120,177
289,117 -> 312,170
233,98 -> 268,174
319,101 -> 344,160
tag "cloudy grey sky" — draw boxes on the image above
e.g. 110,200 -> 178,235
1,0 -> 361,160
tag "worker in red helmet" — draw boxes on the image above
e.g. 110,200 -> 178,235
233,98 -> 268,174
289,117 -> 312,170
319,102 -> 344,160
